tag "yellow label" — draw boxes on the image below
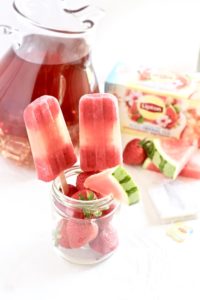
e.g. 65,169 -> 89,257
137,95 -> 166,120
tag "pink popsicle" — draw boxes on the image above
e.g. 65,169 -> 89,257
24,95 -> 77,181
79,93 -> 122,172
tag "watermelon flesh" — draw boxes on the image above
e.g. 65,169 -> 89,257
143,150 -> 200,179
180,151 -> 200,179
84,165 -> 140,205
144,138 -> 197,179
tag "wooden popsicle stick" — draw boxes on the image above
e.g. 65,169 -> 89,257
59,171 -> 69,195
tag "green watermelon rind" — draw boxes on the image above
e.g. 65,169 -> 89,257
149,139 -> 195,179
112,166 -> 140,205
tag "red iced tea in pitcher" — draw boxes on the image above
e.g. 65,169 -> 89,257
0,34 -> 99,165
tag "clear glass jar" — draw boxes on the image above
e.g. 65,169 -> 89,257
51,166 -> 120,265
0,0 -> 103,165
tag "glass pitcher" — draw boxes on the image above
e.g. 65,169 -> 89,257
0,0 -> 102,166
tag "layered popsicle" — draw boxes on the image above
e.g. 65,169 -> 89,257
23,95 -> 77,181
79,93 -> 122,172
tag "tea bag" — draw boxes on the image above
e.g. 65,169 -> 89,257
148,179 -> 200,221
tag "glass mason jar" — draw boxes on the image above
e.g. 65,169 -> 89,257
0,0 -> 102,165
51,166 -> 120,264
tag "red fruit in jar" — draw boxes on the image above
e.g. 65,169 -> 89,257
72,189 -> 98,200
65,207 -> 85,219
76,172 -> 95,190
56,219 -> 71,248
102,202 -> 117,217
98,202 -> 117,230
54,198 -> 85,219
67,219 -> 98,248
65,184 -> 78,197
123,138 -> 147,165
89,224 -> 119,255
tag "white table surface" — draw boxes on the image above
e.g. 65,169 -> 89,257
1,154 -> 200,300
1,1 -> 200,299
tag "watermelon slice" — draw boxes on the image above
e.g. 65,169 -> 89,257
179,151 -> 200,178
84,165 -> 140,205
143,150 -> 200,179
143,158 -> 160,173
143,138 -> 196,179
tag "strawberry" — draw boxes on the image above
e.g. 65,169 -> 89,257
76,172 -> 95,190
98,203 -> 117,230
71,189 -> 97,200
89,224 -> 119,255
56,219 -> 71,248
71,189 -> 100,219
65,207 -> 85,219
123,138 -> 147,165
64,184 -> 78,197
67,219 -> 98,248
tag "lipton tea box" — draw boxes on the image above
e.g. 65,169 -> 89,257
105,63 -> 200,141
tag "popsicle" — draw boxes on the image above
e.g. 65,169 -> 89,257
79,93 -> 122,172
23,95 -> 77,182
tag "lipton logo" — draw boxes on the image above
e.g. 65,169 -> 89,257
140,103 -> 163,113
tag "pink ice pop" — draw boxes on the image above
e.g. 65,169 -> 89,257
23,95 -> 77,181
79,93 -> 122,172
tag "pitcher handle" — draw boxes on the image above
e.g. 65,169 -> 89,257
0,25 -> 19,35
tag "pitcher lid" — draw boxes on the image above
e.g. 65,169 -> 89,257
13,0 -> 104,34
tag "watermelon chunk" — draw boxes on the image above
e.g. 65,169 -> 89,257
143,138 -> 196,179
143,150 -> 200,179
84,165 -> 140,205
180,151 -> 200,179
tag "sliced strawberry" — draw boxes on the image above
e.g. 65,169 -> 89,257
123,138 -> 147,165
76,172 -> 95,190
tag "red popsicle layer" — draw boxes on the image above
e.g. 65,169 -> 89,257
24,95 -> 77,181
79,93 -> 122,172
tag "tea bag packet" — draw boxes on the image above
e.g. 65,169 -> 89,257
166,222 -> 193,242
148,179 -> 200,222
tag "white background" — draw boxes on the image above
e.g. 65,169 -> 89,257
1,1 -> 200,300
1,0 -> 200,82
